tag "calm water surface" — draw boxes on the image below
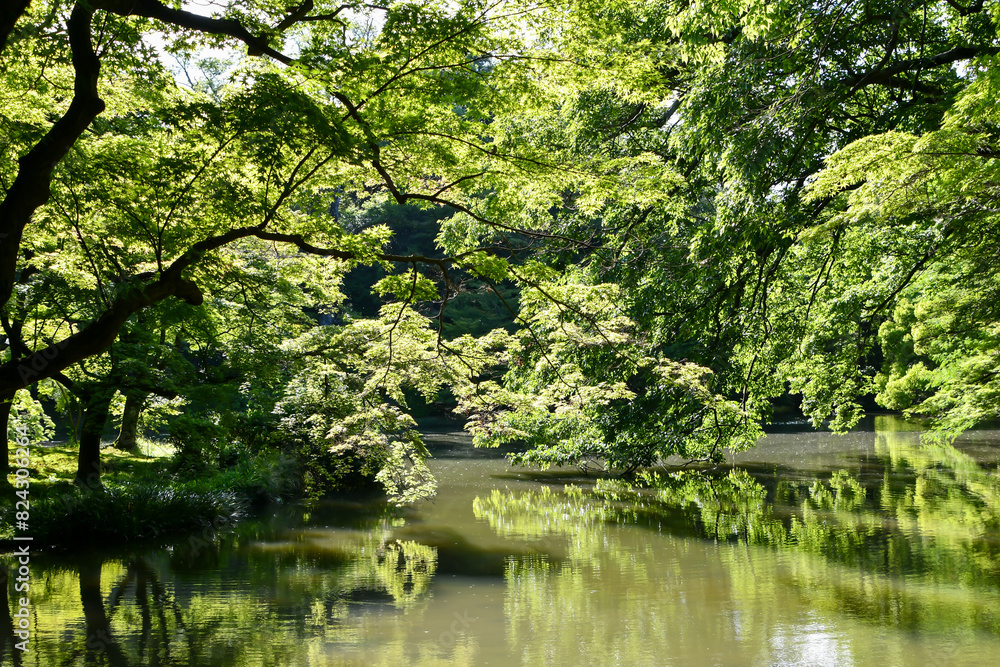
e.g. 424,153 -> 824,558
4,416 -> 1000,666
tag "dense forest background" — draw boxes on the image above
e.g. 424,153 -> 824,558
1,0 -> 998,533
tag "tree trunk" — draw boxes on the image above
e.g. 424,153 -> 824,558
0,0 -> 32,55
79,559 -> 129,667
0,4 -> 104,314
113,391 -> 144,452
0,391 -> 12,483
75,390 -> 113,488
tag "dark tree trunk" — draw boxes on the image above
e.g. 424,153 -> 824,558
0,254 -> 208,396
75,390 -> 113,488
0,4 -> 104,313
0,0 -> 31,55
113,391 -> 144,452
0,2 -> 288,396
79,559 -> 129,667
0,391 -> 12,483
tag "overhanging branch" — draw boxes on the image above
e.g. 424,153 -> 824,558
840,45 -> 997,93
95,0 -> 293,64
0,0 -> 32,54
0,219 -> 499,393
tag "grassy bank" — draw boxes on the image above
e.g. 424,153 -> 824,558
2,441 -> 300,549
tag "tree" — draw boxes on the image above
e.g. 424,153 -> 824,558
459,0 -> 1000,468
805,55 -> 1000,437
6,0 -> 996,486
1,0 -> 633,391
2,0 -> 669,490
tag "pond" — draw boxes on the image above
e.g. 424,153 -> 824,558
4,416 -> 1000,666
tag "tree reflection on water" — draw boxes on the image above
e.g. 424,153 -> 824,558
6,419 -> 1000,665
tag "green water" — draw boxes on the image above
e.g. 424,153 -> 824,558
4,416 -> 1000,666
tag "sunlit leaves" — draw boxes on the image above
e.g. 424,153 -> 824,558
793,52 -> 1000,435
456,269 -> 760,469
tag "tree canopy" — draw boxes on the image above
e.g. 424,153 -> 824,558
2,0 -> 999,496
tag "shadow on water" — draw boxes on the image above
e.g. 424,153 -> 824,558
391,524 -> 565,576
422,430 -> 523,460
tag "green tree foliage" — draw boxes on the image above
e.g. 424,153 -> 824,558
0,0 -> 659,490
459,0 -> 1000,470
662,0 -> 1000,436
804,57 -> 1000,437
2,0 -> 999,492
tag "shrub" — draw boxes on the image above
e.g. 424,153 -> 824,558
24,481 -> 247,547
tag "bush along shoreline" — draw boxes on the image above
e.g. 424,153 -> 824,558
1,441 -> 381,551
17,481 -> 249,549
